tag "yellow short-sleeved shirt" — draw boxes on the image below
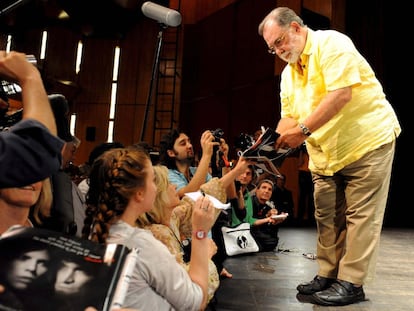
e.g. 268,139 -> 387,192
280,28 -> 401,175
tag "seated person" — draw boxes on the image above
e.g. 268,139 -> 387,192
250,179 -> 287,252
136,158 -> 251,302
138,165 -> 219,303
82,147 -> 216,310
159,128 -> 233,279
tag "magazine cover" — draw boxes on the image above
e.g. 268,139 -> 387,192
0,226 -> 137,311
238,127 -> 293,177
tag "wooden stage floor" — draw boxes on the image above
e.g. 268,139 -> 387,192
212,226 -> 414,311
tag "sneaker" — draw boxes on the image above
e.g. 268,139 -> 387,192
296,275 -> 335,295
312,280 -> 365,306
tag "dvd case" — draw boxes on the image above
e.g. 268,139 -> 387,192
238,127 -> 292,177
0,226 -> 137,311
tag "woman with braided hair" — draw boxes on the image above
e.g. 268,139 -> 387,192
82,146 -> 216,311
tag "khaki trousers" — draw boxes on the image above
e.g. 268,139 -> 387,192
312,140 -> 396,285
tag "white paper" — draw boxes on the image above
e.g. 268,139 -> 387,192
271,213 -> 288,219
185,191 -> 231,210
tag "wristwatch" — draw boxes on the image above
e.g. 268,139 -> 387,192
299,123 -> 312,136
194,230 -> 207,240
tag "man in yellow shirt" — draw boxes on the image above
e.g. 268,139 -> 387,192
258,7 -> 401,307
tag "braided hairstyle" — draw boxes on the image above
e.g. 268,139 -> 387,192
82,147 -> 150,243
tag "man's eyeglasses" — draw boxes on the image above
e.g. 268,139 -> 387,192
267,30 -> 288,55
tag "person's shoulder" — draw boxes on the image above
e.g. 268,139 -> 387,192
147,223 -> 170,237
313,28 -> 353,47
313,28 -> 346,38
2,119 -> 44,133
136,229 -> 178,259
168,168 -> 182,177
109,222 -> 165,250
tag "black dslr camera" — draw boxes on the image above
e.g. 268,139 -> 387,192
210,128 -> 224,143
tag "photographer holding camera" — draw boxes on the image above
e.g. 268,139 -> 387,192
159,128 -> 236,281
0,51 -> 63,188
159,128 -> 217,199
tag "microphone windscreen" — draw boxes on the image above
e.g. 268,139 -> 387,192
141,1 -> 182,27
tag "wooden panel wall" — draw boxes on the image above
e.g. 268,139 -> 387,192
2,18 -> 160,165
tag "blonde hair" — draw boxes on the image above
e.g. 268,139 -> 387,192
136,164 -> 170,227
31,178 -> 53,224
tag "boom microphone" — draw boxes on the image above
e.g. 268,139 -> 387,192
141,1 -> 182,27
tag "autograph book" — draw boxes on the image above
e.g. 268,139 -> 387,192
0,226 -> 138,311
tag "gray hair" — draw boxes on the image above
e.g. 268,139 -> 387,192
258,7 -> 305,36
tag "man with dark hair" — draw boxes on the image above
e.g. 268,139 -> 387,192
159,128 -> 216,199
251,178 -> 287,251
159,128 -> 235,280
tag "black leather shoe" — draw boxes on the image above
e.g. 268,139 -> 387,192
297,275 -> 335,295
311,280 -> 365,306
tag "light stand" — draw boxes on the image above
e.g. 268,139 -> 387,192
139,1 -> 181,142
140,23 -> 167,142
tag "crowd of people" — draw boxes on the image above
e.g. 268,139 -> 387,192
0,4 -> 401,310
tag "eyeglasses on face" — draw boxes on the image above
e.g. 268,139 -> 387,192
267,29 -> 289,55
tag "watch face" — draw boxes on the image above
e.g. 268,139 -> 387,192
195,230 -> 206,239
300,124 -> 311,136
